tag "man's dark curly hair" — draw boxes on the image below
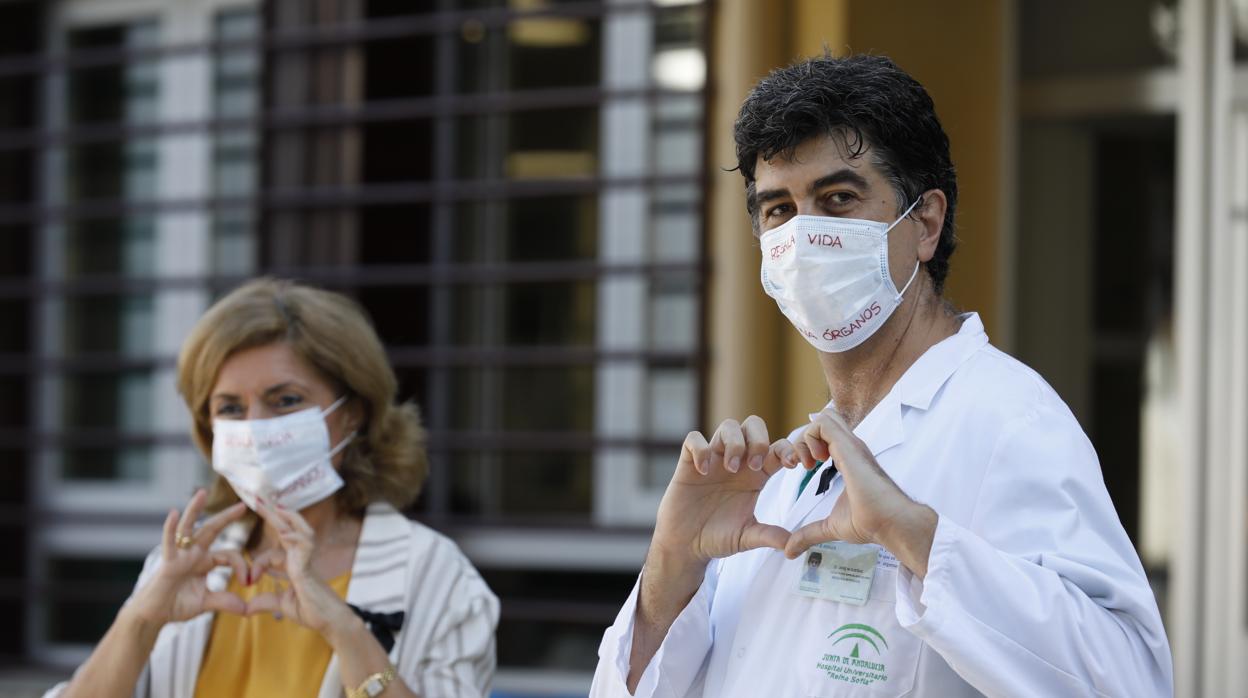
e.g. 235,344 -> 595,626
734,54 -> 958,294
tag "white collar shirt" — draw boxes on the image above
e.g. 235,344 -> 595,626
591,313 -> 1173,698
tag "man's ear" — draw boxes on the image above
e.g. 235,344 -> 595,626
914,189 -> 947,263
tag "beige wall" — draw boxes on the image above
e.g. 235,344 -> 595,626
705,0 -> 1006,432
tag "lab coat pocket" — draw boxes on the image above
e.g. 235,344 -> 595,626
799,563 -> 921,697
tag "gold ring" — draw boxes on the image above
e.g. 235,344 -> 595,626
176,533 -> 195,549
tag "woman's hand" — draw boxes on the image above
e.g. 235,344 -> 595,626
126,489 -> 250,626
245,500 -> 357,639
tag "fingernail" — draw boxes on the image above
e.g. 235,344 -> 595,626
749,455 -> 763,471
729,456 -> 741,472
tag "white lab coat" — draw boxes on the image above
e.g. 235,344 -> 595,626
591,314 -> 1172,698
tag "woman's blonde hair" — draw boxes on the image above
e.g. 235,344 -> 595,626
177,278 -> 427,514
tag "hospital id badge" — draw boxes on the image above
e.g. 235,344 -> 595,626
793,541 -> 878,606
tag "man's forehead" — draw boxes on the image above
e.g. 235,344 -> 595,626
753,133 -> 881,187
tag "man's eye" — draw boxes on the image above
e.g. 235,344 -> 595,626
765,203 -> 792,218
826,191 -> 856,206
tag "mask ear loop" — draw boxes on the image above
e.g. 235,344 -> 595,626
321,394 -> 358,457
885,195 -> 925,301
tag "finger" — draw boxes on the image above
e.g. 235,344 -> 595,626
803,419 -> 835,463
739,521 -> 790,552
806,412 -> 853,463
253,499 -> 292,536
202,590 -> 246,615
681,431 -> 711,475
763,439 -> 800,475
784,518 -> 837,559
716,419 -> 744,473
281,587 -> 300,622
793,439 -> 817,470
193,501 -> 248,547
707,428 -> 725,472
249,548 -> 288,585
245,591 -> 280,616
740,415 -> 770,471
203,550 -> 249,584
177,489 -> 208,539
272,504 -> 315,538
160,508 -> 179,557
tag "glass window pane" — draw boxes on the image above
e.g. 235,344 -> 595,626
450,450 -> 592,518
649,279 -> 698,350
451,281 -> 595,347
450,366 -> 593,432
458,13 -> 600,93
60,446 -> 153,482
61,370 -> 153,431
62,295 -> 154,355
485,567 -> 637,670
456,108 -> 599,180
62,219 -> 156,278
454,196 -> 597,263
45,556 -> 143,643
1019,0 -> 1173,78
651,183 -> 700,262
646,367 -> 695,438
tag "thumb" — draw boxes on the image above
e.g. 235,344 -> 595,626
739,520 -> 790,553
784,518 -> 838,560
202,590 -> 246,615
245,592 -> 281,617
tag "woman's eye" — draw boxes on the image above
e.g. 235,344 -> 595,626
214,403 -> 243,417
276,394 -> 304,409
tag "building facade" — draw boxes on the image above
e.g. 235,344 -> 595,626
1,0 -> 1245,696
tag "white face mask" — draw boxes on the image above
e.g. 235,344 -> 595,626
211,395 -> 355,511
759,199 -> 921,353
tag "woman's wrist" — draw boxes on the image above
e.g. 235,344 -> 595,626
114,604 -> 166,650
322,604 -> 368,650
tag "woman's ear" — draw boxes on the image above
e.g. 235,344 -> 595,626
915,189 -> 947,263
343,396 -> 365,434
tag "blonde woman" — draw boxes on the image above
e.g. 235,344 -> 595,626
46,279 -> 498,698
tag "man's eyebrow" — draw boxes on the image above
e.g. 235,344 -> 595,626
808,168 -> 870,193
754,186 -> 790,207
753,168 -> 872,208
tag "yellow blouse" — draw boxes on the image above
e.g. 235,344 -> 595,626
194,566 -> 351,698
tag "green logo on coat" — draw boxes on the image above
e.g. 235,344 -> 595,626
815,623 -> 889,686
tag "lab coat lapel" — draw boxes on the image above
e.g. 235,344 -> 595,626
317,503 -> 412,698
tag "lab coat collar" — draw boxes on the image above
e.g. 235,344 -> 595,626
786,313 -> 989,528
817,312 -> 987,452
893,312 -> 988,411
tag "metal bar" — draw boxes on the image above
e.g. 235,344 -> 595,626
0,260 -> 704,298
0,0 -> 669,78
0,346 -> 701,376
0,173 -> 703,224
0,428 -> 682,451
0,86 -> 697,152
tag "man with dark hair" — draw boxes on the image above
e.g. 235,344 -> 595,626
591,55 -> 1172,697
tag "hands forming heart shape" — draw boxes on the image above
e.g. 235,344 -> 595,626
653,410 -> 934,571
128,489 -> 352,637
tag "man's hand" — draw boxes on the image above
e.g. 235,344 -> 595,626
781,408 -> 938,578
629,415 -> 801,691
652,415 -> 799,566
